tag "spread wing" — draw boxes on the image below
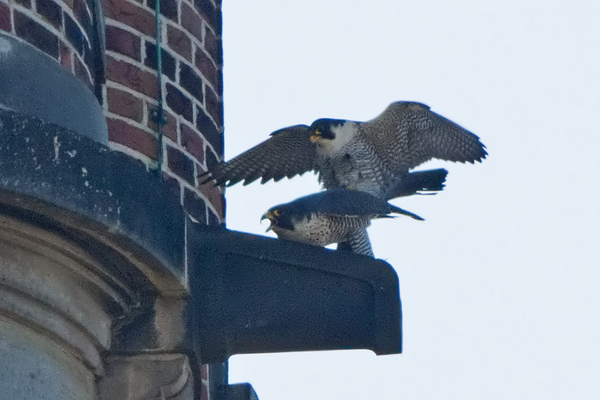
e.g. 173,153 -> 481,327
361,101 -> 487,172
199,125 -> 318,186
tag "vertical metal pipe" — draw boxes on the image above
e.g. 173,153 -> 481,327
154,0 -> 164,177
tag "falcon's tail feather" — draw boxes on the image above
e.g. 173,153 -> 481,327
384,168 -> 448,200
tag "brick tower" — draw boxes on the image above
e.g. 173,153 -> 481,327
1,0 -> 224,223
101,0 -> 224,224
0,0 -> 226,398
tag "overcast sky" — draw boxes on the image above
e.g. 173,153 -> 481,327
220,1 -> 600,399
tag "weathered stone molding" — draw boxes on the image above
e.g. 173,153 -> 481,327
0,214 -> 137,397
0,110 -> 198,399
98,354 -> 195,400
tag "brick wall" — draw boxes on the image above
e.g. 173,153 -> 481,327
0,0 -> 99,92
0,0 -> 224,224
2,1 -> 224,399
102,0 -> 224,224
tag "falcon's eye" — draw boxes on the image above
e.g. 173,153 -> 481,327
314,128 -> 323,135
272,209 -> 281,217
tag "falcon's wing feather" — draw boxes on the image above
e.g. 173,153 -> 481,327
295,189 -> 392,217
362,101 -> 487,172
199,125 -> 317,186
291,189 -> 422,220
388,204 -> 424,221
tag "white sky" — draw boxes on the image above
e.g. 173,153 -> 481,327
221,1 -> 600,399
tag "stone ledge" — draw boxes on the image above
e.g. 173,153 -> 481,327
0,109 -> 187,294
0,109 -> 205,399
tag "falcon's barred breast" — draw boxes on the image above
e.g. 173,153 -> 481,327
261,189 -> 424,257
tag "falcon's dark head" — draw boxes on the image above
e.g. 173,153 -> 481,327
261,206 -> 296,232
309,119 -> 347,143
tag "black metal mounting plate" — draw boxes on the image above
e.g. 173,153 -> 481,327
187,223 -> 402,363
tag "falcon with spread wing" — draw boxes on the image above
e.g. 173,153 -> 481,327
200,101 -> 486,200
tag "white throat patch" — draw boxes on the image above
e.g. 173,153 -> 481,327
320,121 -> 357,154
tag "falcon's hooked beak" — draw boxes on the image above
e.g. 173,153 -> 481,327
260,209 -> 279,232
309,128 -> 323,143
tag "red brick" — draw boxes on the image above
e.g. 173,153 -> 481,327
147,0 -> 178,22
166,82 -> 193,121
14,11 -> 59,59
15,0 -> 31,8
106,25 -> 142,61
167,145 -> 195,184
144,41 -> 176,80
181,2 -> 203,42
59,42 -> 73,71
203,24 -> 221,65
193,0 -> 221,35
64,12 -> 84,55
179,63 -> 203,102
37,0 -> 62,28
74,55 -> 93,90
200,364 -> 208,380
204,85 -> 222,125
183,187 -> 207,223
103,0 -> 156,37
180,123 -> 204,163
72,0 -> 91,30
107,87 -> 144,122
105,55 -> 158,98
204,144 -> 219,169
198,181 -> 223,217
147,107 -> 177,142
167,24 -> 192,60
0,3 -> 11,32
196,106 -> 221,154
195,47 -> 219,90
199,380 -> 208,400
107,117 -> 158,159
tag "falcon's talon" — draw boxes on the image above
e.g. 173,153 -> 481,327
201,101 -> 486,258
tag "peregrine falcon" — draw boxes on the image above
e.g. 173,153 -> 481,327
200,101 -> 486,200
261,189 -> 424,257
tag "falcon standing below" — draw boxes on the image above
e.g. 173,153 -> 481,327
200,101 -> 486,201
261,189 -> 424,257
